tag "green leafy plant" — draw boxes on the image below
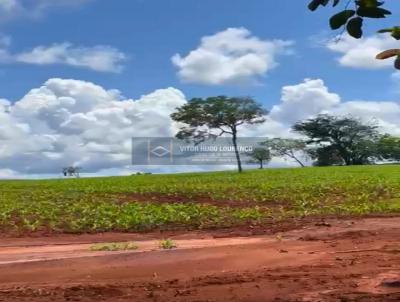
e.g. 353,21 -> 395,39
89,241 -> 138,252
308,0 -> 400,69
1,165 -> 400,236
159,239 -> 177,250
308,0 -> 392,39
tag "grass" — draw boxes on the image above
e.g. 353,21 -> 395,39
159,239 -> 177,249
89,241 -> 138,251
1,165 -> 400,234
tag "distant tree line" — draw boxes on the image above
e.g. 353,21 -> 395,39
171,96 -> 400,172
247,115 -> 400,168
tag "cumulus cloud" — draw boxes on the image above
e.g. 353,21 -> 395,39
241,78 -> 400,138
326,34 -> 398,69
172,27 -> 293,85
0,40 -> 126,72
1,78 -> 399,178
16,43 -> 126,72
269,79 -> 340,125
328,100 -> 400,136
0,79 -> 186,176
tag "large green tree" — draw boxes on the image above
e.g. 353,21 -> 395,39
308,0 -> 400,68
171,96 -> 267,172
293,114 -> 380,166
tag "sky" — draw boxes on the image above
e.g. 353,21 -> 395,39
0,0 -> 399,178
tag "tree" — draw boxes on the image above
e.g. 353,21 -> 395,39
377,135 -> 400,161
293,114 -> 380,166
171,96 -> 268,172
263,138 -> 307,167
247,147 -> 271,169
307,145 -> 345,166
308,0 -> 400,69
62,166 -> 81,178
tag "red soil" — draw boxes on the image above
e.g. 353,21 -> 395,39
1,217 -> 400,301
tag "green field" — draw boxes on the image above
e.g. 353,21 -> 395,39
1,165 -> 400,234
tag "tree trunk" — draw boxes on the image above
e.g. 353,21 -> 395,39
232,130 -> 242,173
292,156 -> 305,167
337,145 -> 351,165
259,160 -> 263,169
288,151 -> 305,168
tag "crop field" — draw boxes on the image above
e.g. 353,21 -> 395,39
1,165 -> 400,235
2,165 -> 400,302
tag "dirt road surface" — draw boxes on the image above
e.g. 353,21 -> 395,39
1,217 -> 400,301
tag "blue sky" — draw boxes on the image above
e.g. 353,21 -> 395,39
1,0 -> 399,103
0,0 -> 399,177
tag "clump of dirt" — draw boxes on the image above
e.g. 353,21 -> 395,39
64,286 -> 124,299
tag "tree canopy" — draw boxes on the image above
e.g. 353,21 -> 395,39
247,147 -> 271,169
171,96 -> 267,172
377,135 -> 400,161
62,166 -> 81,177
293,114 -> 380,166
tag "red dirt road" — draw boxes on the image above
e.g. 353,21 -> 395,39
1,217 -> 400,301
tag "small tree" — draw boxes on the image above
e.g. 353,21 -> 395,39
62,166 -> 81,178
247,147 -> 271,169
293,114 -> 380,166
171,96 -> 268,172
263,138 -> 307,167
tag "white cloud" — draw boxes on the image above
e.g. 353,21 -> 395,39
241,78 -> 400,138
269,79 -> 340,125
16,43 -> 126,72
0,0 -> 92,22
0,40 -> 127,72
326,34 -> 398,69
1,78 -> 399,177
172,27 -> 293,85
328,100 -> 400,136
0,78 -> 186,175
0,168 -> 23,179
